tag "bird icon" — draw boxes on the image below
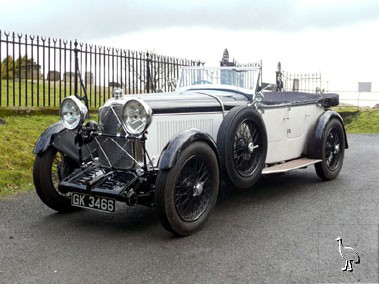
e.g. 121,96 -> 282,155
336,236 -> 360,272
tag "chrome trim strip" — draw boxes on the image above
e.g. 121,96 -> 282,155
193,91 -> 226,117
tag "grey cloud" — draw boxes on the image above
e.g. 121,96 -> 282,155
1,0 -> 379,40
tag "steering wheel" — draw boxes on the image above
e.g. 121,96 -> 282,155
193,80 -> 212,85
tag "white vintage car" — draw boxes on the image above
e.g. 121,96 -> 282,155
33,66 -> 347,236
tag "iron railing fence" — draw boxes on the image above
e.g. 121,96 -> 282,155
282,71 -> 323,93
0,30 -> 201,108
281,73 -> 379,108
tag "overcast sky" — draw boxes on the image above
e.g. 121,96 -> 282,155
1,0 -> 379,89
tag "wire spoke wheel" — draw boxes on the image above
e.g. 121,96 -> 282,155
233,120 -> 263,177
324,129 -> 342,171
51,153 -> 62,188
155,141 -> 219,236
33,147 -> 78,212
315,118 -> 346,181
174,156 -> 212,222
50,152 -> 72,197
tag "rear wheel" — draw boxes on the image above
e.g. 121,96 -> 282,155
33,147 -> 79,212
217,106 -> 267,190
315,118 -> 345,180
155,142 -> 219,236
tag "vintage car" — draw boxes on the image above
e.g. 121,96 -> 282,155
33,65 -> 348,236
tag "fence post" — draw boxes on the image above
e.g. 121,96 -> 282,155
276,61 -> 283,92
74,40 -> 79,99
146,52 -> 151,93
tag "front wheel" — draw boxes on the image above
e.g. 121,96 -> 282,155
315,118 -> 345,180
33,147 -> 78,212
155,142 -> 219,236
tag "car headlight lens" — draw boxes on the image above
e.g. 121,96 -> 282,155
59,96 -> 88,130
122,99 -> 152,135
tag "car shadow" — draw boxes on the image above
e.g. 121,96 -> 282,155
41,204 -> 160,237
216,169 -> 324,210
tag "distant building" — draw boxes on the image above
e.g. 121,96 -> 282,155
220,49 -> 236,67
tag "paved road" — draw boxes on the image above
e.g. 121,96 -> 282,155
1,134 -> 378,284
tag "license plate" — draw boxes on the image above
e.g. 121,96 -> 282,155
71,193 -> 115,213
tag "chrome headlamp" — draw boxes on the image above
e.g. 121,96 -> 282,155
59,96 -> 88,130
122,99 -> 152,135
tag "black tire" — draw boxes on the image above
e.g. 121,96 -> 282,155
33,147 -> 79,212
217,106 -> 267,190
155,141 -> 219,236
315,118 -> 345,181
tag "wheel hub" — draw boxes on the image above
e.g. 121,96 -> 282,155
334,144 -> 340,154
193,182 -> 204,197
247,142 -> 256,153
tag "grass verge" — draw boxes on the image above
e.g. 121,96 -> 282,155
0,110 -> 59,197
334,107 -> 379,133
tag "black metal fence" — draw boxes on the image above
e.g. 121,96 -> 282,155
282,72 -> 323,93
274,62 -> 323,93
0,30 -> 201,108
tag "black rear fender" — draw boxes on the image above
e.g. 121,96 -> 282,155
308,110 -> 349,159
158,128 -> 219,170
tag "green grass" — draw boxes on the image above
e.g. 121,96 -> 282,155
0,107 -> 378,198
334,107 -> 379,133
1,79 -> 114,108
0,111 -> 59,197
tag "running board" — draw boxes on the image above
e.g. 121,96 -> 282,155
262,158 -> 322,174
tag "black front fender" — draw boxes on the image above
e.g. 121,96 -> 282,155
33,122 -> 66,154
308,110 -> 349,159
33,122 -> 83,163
158,128 -> 219,170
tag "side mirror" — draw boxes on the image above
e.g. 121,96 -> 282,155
255,91 -> 264,102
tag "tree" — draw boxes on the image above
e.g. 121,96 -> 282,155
1,56 -> 15,79
15,55 -> 36,70
133,55 -> 177,93
1,55 -> 37,79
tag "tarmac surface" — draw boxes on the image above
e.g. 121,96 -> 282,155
0,134 -> 378,284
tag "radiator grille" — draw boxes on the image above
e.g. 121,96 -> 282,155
99,104 -> 125,135
98,105 -> 134,169
98,136 -> 134,169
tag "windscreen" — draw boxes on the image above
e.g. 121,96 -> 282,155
177,67 -> 260,92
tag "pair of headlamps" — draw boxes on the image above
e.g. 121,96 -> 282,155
60,96 -> 152,135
